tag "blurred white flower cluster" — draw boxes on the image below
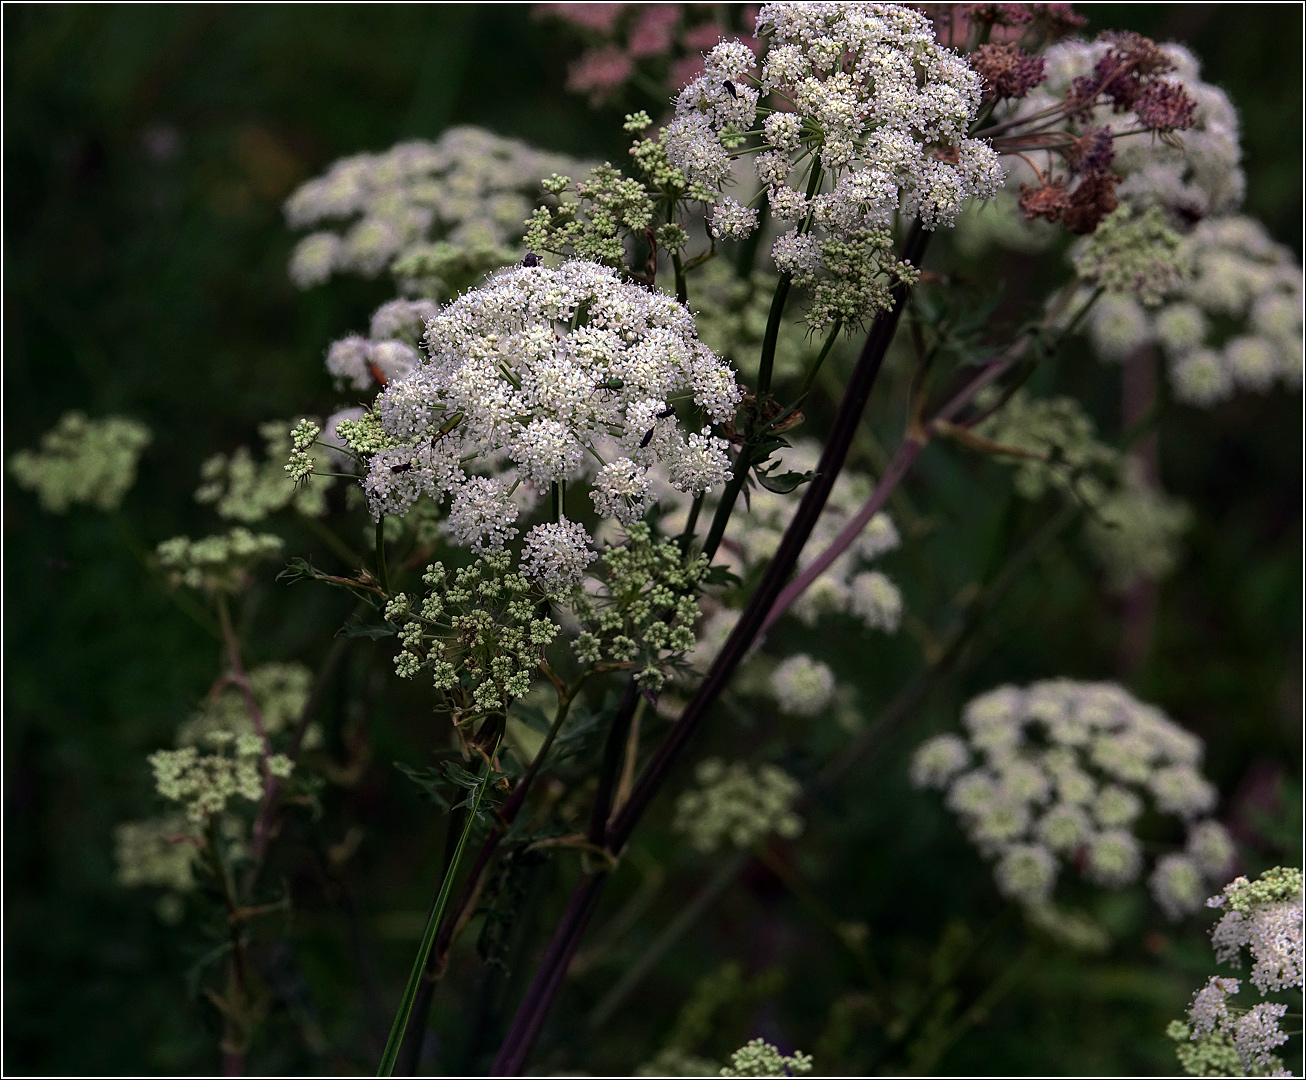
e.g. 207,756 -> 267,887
9,411 -> 151,514
662,439 -> 903,636
1086,216 -> 1303,407
977,391 -> 1191,592
673,758 -> 803,853
912,680 -> 1233,919
284,126 -> 590,290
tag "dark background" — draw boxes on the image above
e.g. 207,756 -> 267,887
5,4 -> 1301,1075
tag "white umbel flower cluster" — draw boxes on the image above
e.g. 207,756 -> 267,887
769,654 -> 836,717
663,4 -> 1001,328
912,680 -> 1232,916
284,126 -> 589,288
668,4 -> 1001,230
353,261 -> 742,553
673,758 -> 804,853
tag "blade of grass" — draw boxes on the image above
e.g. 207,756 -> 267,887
376,744 -> 499,1076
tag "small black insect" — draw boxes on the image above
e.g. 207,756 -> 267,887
390,462 -> 413,474
639,405 -> 679,448
722,79 -> 738,99
521,252 -> 543,267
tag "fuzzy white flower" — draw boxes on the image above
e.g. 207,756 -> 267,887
360,261 -> 742,551
665,3 -> 999,330
849,570 -> 902,632
710,196 -> 760,241
284,127 -> 590,286
520,519 -> 593,593
919,680 -> 1227,917
910,734 -> 970,789
769,654 -> 835,716
1151,854 -> 1207,921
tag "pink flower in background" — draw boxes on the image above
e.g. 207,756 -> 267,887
628,4 -> 681,58
567,45 -> 635,99
680,21 -> 726,51
534,2 -> 628,35
537,2 -> 759,103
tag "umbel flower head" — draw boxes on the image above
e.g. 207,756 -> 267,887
1081,214 -> 1304,407
673,758 -> 804,853
912,680 -> 1232,918
355,260 -> 743,553
663,3 -> 1002,328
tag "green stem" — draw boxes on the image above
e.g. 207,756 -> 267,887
678,492 -> 704,553
375,517 -> 389,595
110,512 -> 220,639
701,442 -> 753,561
798,320 -> 843,397
756,274 -> 793,397
376,742 -> 500,1076
672,252 -> 688,307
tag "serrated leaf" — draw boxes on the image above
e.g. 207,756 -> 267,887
440,761 -> 483,789
394,762 -> 450,809
704,564 -> 743,587
755,463 -> 813,494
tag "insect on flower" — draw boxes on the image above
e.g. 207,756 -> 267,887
639,405 -> 678,448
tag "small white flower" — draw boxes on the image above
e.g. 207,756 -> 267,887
769,654 -> 835,717
520,519 -> 593,593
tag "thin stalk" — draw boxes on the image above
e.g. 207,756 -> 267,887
377,739 -> 501,1076
110,511 -> 221,639
755,273 -> 794,397
589,680 -> 641,845
294,509 -> 363,569
584,851 -> 749,1031
756,160 -> 823,396
672,252 -> 688,306
585,505 -> 1076,1034
375,517 -> 390,595
701,437 -> 755,560
798,320 -> 843,397
678,492 -> 705,553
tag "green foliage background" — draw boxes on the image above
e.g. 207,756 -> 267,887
4,4 -> 1301,1075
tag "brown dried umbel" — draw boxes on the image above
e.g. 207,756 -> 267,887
1068,31 -> 1197,132
972,42 -> 1047,100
